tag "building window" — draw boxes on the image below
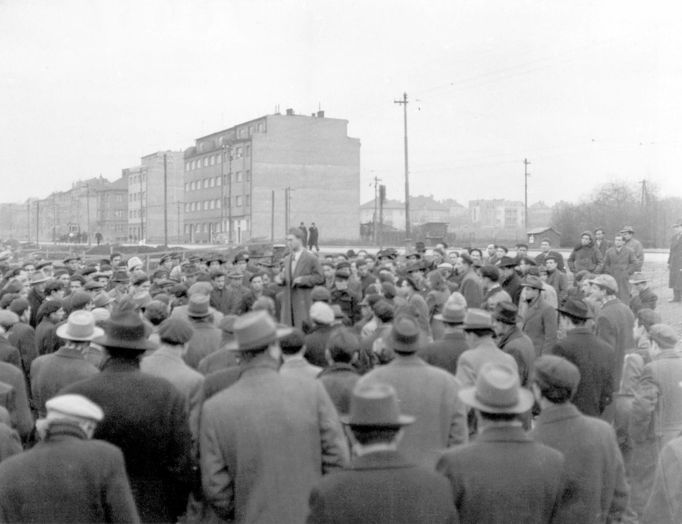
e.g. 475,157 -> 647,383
203,201 -> 209,210
185,162 -> 189,171
257,122 -> 264,132
246,145 -> 251,156
216,199 -> 221,209
236,171 -> 243,182
209,178 -> 214,188
245,170 -> 251,181
235,146 -> 243,158
216,176 -> 221,186
236,195 -> 243,207
248,126 -> 254,136
210,155 -> 215,166
217,154 -> 222,164
209,200 -> 215,210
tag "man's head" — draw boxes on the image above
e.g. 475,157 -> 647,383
69,275 -> 85,293
540,239 -> 551,253
580,232 -> 592,246
279,329 -> 306,357
326,328 -> 359,365
533,355 -> 581,405
479,265 -> 500,289
521,275 -> 543,302
249,273 -> 264,293
212,271 -> 226,290
589,274 -> 618,301
544,257 -> 558,273
41,394 -> 104,439
614,234 -> 625,248
334,268 -> 350,290
495,245 -> 508,259
620,226 -> 634,241
594,228 -> 605,241
462,308 -> 496,346
455,253 -> 473,275
516,244 -> 528,256
286,228 -> 305,251
110,253 -> 122,267
557,298 -> 591,331
492,301 -> 519,336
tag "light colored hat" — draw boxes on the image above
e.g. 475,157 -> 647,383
310,302 -> 334,325
433,302 -> 465,324
56,311 -> 104,342
463,308 -> 495,330
629,272 -> 647,284
649,324 -> 678,349
46,394 -> 104,422
225,310 -> 292,352
0,311 -> 19,329
29,271 -> 50,285
127,257 -> 143,271
588,274 -> 619,294
459,362 -> 534,414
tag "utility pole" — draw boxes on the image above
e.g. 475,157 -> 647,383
26,201 -> 30,243
394,92 -> 411,239
379,184 -> 386,248
163,153 -> 168,247
372,176 -> 381,244
35,200 -> 40,248
220,144 -> 227,242
524,158 -> 531,230
86,183 -> 91,246
271,190 -> 275,243
228,147 -> 233,244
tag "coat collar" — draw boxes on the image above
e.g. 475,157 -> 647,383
55,346 -> 88,359
101,358 -> 140,373
44,422 -> 88,441
318,363 -> 358,377
566,327 -> 592,336
475,424 -> 531,443
497,326 -> 523,348
535,402 -> 582,425
389,354 -> 427,367
351,450 -> 414,470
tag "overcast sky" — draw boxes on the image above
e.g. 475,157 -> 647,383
1,0 -> 681,206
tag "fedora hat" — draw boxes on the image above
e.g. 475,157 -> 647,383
389,315 -> 422,353
557,298 -> 592,320
629,272 -> 647,285
520,275 -> 544,290
433,302 -> 465,324
29,271 -> 49,285
56,311 -> 104,342
187,295 -> 211,318
225,310 -> 292,352
588,274 -> 618,294
463,308 -> 494,330
92,292 -> 114,309
111,270 -> 130,283
493,301 -> 520,325
620,225 -> 635,234
497,256 -> 518,269
93,310 -> 154,351
340,383 -> 415,428
459,362 -> 534,414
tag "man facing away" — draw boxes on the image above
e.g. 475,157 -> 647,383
307,383 -> 458,524
0,394 -> 139,523
531,355 -> 630,523
437,362 -> 566,524
200,310 -> 348,523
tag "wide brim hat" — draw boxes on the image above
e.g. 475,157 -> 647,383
520,275 -> 544,290
388,315 -> 422,353
93,311 -> 155,351
340,383 -> 415,427
556,298 -> 592,320
459,363 -> 535,414
463,308 -> 495,330
629,272 -> 647,284
56,311 -> 104,342
620,226 -> 635,234
29,271 -> 50,285
434,303 -> 466,324
225,310 -> 293,351
588,274 -> 618,294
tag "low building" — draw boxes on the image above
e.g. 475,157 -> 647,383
359,195 -> 449,231
0,202 -> 29,241
470,199 -> 524,229
527,226 -> 561,248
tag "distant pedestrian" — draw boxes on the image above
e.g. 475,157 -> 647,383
567,230 -> 604,274
668,219 -> 682,303
603,234 -> 637,303
628,272 -> 657,313
519,275 -> 557,358
308,383 -> 458,524
299,222 -> 308,246
95,232 -> 103,245
621,226 -> 644,272
308,222 -> 320,252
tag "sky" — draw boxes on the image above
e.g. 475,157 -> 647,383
1,0 -> 681,207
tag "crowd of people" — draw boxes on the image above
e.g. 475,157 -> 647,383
0,220 -> 679,523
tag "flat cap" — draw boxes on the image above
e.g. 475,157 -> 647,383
534,355 -> 581,392
310,302 -> 334,325
649,324 -> 678,349
46,394 -> 104,422
589,274 -> 619,294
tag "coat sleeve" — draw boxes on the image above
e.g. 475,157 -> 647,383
447,377 -> 469,447
454,353 -> 476,389
200,406 -> 235,521
297,255 -> 325,289
567,249 -> 577,274
630,365 -> 658,443
644,441 -> 682,524
596,315 -> 617,352
104,447 -> 142,524
594,248 -> 604,274
316,382 -> 349,474
541,307 -> 558,356
600,350 -> 616,413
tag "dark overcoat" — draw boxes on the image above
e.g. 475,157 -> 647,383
307,450 -> 458,524
595,298 -> 635,390
280,250 -> 324,328
550,327 -> 615,417
669,231 -> 682,290
63,360 -> 193,523
603,246 -> 637,303
532,403 -> 629,523
418,331 -> 469,376
436,425 -> 565,524
0,423 -> 139,523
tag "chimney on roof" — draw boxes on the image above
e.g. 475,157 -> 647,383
286,108 -> 294,116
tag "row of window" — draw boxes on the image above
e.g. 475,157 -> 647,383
185,145 -> 250,171
129,192 -> 146,202
184,171 -> 250,192
129,209 -> 145,219
195,123 -> 265,153
184,219 -> 251,235
128,173 -> 146,185
184,195 -> 250,213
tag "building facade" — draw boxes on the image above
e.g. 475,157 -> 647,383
0,203 -> 30,241
125,151 -> 184,245
94,176 -> 128,244
469,199 -> 525,229
183,110 -> 361,243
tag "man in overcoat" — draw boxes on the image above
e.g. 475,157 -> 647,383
0,394 -> 139,523
531,355 -> 630,523
668,219 -> 682,302
307,383 -> 458,524
437,362 -> 566,523
359,314 -> 468,468
520,275 -> 558,357
621,226 -> 644,272
200,311 -> 348,523
550,298 -> 615,417
603,234 -> 637,303
63,310 -> 193,523
279,228 -> 324,328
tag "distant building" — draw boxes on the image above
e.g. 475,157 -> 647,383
528,201 -> 553,229
469,199 -> 524,229
183,110 -> 360,243
360,195 -> 449,231
0,202 -> 29,241
527,226 -> 561,248
94,176 -> 128,244
125,151 -> 184,244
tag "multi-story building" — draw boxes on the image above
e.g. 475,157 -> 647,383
183,109 -> 360,243
94,176 -> 128,244
125,151 -> 184,244
0,202 -> 30,241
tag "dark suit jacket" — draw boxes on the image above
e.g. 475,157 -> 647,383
280,249 -> 324,328
304,324 -> 337,368
459,270 -> 482,309
532,403 -> 629,523
35,318 -> 60,356
497,327 -> 535,387
502,272 -> 523,305
63,359 -> 193,523
0,337 -> 21,369
0,423 -> 139,523
550,327 -> 615,417
522,297 -> 558,357
437,425 -> 565,524
317,363 -> 359,415
418,331 -> 469,376
308,450 -> 458,523
595,298 -> 635,389
7,322 -> 36,378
